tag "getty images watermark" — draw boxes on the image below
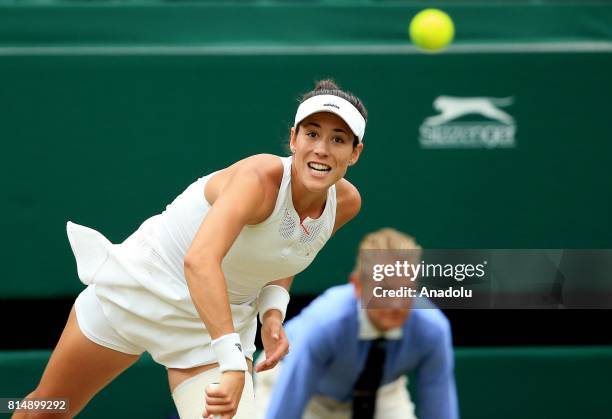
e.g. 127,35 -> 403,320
359,250 -> 612,309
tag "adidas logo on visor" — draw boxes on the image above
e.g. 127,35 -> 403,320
323,103 -> 340,109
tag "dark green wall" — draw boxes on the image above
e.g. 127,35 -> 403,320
1,2 -> 611,297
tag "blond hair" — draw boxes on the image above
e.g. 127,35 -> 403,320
354,228 -> 422,278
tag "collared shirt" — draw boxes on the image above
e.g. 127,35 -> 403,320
358,308 -> 403,340
264,284 -> 459,419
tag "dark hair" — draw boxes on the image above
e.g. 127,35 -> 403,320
297,79 -> 367,147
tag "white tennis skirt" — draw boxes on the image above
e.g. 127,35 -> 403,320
66,216 -> 257,369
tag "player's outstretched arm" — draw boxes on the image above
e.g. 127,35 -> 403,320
184,162 -> 275,419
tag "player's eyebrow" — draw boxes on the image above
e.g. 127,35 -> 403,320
305,122 -> 347,134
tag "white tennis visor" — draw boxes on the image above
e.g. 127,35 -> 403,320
294,94 -> 366,143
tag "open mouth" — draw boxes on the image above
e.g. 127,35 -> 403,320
307,162 -> 331,172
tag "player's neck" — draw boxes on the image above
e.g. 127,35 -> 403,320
290,178 -> 327,222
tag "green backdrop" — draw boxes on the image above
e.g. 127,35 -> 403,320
1,1 -> 611,297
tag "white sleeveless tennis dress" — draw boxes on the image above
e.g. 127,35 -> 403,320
68,156 -> 337,368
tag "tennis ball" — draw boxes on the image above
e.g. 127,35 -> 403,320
409,9 -> 455,52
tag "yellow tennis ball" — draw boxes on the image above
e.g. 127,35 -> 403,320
409,9 -> 455,52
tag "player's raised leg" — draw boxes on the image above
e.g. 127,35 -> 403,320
11,305 -> 141,419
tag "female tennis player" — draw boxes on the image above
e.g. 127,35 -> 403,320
13,79 -> 366,419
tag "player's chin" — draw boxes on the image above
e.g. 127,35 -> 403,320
303,170 -> 339,191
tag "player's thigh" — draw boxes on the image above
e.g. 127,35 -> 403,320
18,305 -> 141,418
170,365 -> 255,419
168,359 -> 253,393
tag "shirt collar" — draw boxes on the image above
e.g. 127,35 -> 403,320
358,309 -> 403,340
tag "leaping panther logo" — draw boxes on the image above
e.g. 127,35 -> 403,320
425,96 -> 515,126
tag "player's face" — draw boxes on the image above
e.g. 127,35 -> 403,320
290,112 -> 362,193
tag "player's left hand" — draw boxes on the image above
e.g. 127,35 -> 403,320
256,311 -> 289,372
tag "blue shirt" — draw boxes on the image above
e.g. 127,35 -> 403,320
264,284 -> 459,419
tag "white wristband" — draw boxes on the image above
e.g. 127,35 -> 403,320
211,333 -> 248,373
258,285 -> 290,324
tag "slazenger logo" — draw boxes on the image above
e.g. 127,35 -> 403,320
419,96 -> 517,149
324,103 -> 340,109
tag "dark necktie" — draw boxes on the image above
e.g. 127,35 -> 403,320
351,338 -> 387,419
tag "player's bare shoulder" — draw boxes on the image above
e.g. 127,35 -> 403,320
232,154 -> 284,199
238,154 -> 285,185
333,178 -> 362,233
223,154 -> 285,224
205,154 -> 283,202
